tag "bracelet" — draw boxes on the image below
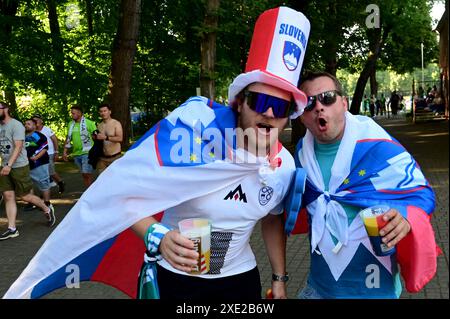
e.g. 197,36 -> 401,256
272,273 -> 289,282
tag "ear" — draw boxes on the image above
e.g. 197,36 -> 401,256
232,99 -> 242,113
342,96 -> 348,111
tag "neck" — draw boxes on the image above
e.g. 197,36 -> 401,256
1,116 -> 11,124
102,117 -> 112,123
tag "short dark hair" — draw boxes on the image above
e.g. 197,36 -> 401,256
98,103 -> 111,110
70,104 -> 83,113
25,118 -> 37,125
32,114 -> 43,121
299,71 -> 344,95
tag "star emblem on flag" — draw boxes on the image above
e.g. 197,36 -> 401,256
343,178 -> 350,185
358,169 -> 366,176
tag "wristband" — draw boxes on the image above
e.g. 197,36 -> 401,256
144,223 -> 173,258
272,273 -> 289,282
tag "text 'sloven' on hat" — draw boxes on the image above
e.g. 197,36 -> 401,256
228,6 -> 310,119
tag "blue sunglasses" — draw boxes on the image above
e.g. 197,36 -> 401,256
244,91 -> 294,118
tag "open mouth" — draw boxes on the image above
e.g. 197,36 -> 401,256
318,117 -> 327,130
257,122 -> 274,134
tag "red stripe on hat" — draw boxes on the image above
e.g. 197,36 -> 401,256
245,7 -> 279,72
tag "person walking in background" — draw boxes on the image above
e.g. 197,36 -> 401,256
94,103 -> 123,173
380,93 -> 386,116
24,119 -> 55,227
388,90 -> 400,116
32,114 -> 65,194
0,102 -> 55,241
369,94 -> 376,117
362,94 -> 369,115
62,104 -> 97,188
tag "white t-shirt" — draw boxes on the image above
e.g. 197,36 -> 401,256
39,126 -> 55,155
158,146 -> 295,278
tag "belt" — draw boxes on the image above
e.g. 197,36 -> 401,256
102,152 -> 122,158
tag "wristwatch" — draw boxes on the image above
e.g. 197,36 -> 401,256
272,273 -> 289,282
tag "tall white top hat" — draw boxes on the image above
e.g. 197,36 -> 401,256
228,6 -> 310,118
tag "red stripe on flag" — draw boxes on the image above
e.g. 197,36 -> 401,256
154,123 -> 163,166
91,229 -> 146,298
378,186 -> 426,194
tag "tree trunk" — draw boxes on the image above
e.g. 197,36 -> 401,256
4,85 -> 17,114
46,0 -> 65,75
0,0 -> 19,114
108,0 -> 141,148
289,0 -> 311,148
324,2 -> 338,76
0,0 -> 19,35
349,26 -> 389,114
85,0 -> 95,60
199,0 -> 219,99
370,68 -> 377,96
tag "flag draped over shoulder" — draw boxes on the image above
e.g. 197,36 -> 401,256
4,97 -> 273,299
295,112 -> 439,293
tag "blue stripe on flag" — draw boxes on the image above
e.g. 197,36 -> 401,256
30,236 -> 117,299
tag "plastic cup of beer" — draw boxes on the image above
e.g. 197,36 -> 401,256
178,218 -> 211,274
359,205 -> 396,256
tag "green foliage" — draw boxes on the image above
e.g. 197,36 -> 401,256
1,0 -> 441,139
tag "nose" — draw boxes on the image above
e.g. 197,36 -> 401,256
262,106 -> 275,119
313,100 -> 325,112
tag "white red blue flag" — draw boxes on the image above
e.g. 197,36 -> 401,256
4,97 -> 277,299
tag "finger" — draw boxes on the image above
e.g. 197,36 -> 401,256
383,221 -> 408,247
384,224 -> 409,247
172,232 -> 196,250
382,209 -> 398,222
379,213 -> 402,236
165,249 -> 199,273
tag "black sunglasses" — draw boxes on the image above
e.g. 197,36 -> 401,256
244,91 -> 295,119
304,90 -> 342,112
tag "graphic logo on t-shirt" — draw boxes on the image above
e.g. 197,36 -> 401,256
258,186 -> 274,206
224,184 -> 247,203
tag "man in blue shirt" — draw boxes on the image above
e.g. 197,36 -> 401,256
24,118 -> 55,227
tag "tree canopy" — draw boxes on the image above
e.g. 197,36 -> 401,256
0,0 -> 442,142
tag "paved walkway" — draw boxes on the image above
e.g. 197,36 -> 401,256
1,115 -> 448,299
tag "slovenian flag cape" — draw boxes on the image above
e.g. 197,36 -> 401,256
4,96 -> 280,299
294,112 -> 440,293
